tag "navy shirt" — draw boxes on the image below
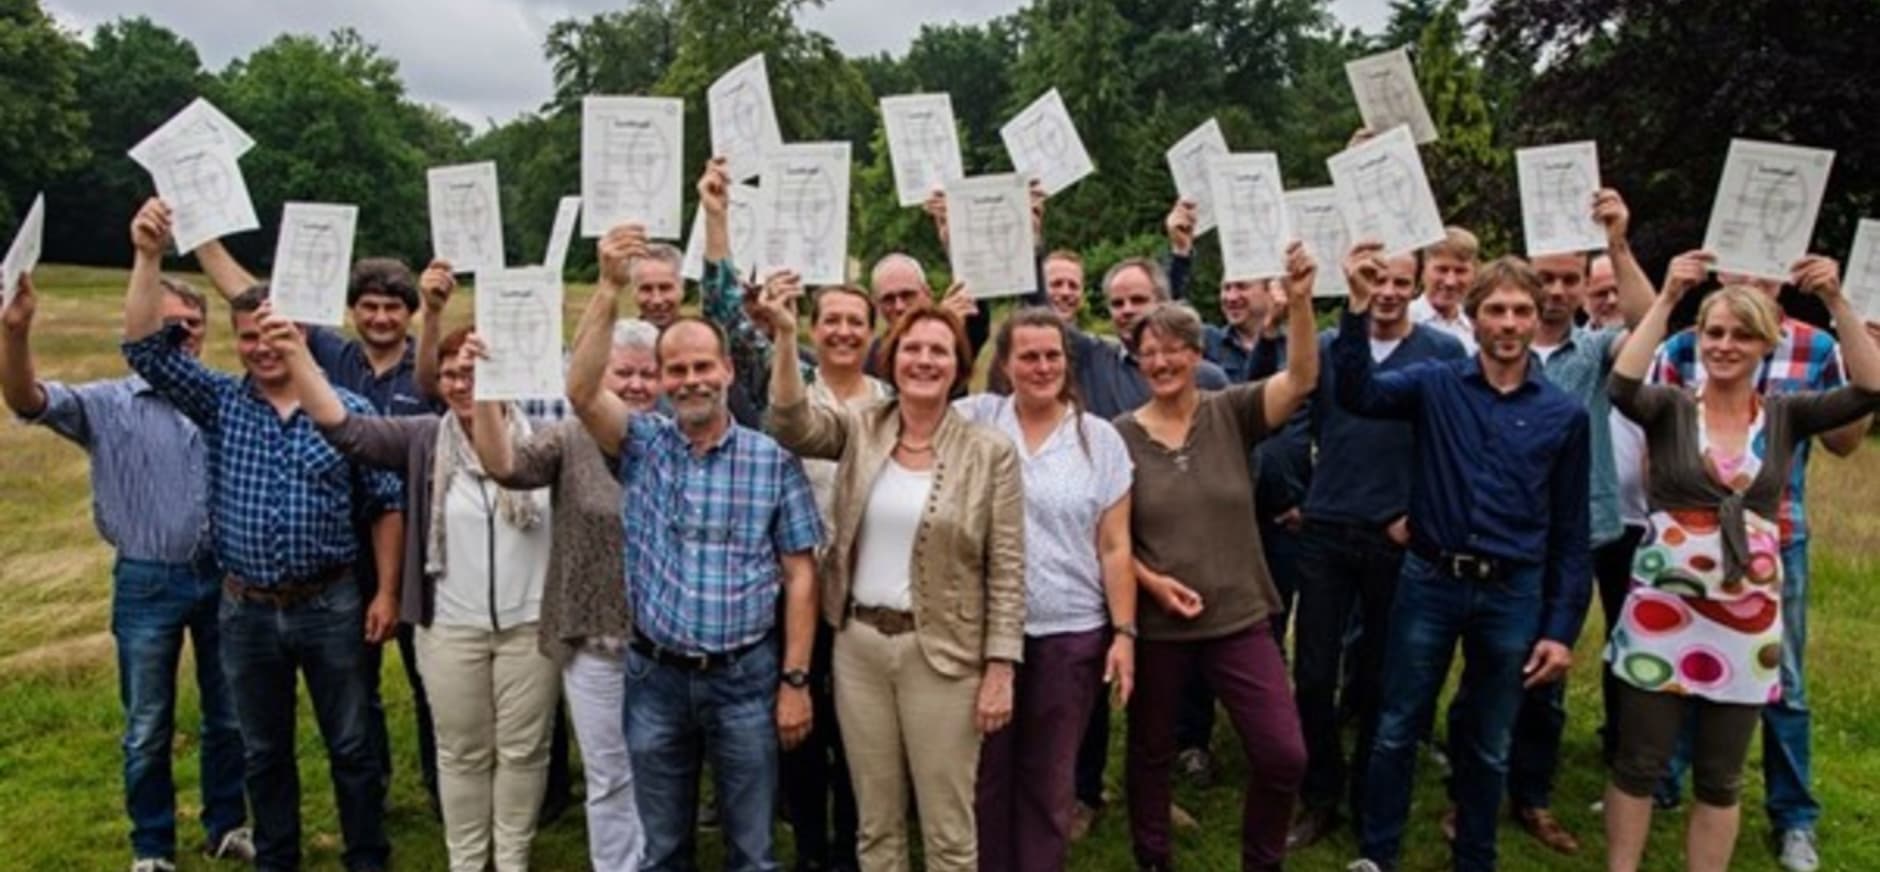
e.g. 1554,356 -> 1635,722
1331,310 -> 1592,644
1304,324 -> 1467,526
308,327 -> 438,417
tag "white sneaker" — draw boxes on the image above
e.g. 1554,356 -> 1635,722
131,860 -> 177,872
1346,861 -> 1384,872
206,826 -> 256,861
1776,829 -> 1820,872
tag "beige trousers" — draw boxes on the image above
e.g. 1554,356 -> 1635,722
834,620 -> 982,872
416,622 -> 561,872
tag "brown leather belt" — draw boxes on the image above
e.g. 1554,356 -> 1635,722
850,604 -> 916,637
223,565 -> 349,608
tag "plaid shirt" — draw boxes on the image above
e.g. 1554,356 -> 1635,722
124,325 -> 405,585
618,413 -> 822,654
1650,318 -> 1846,543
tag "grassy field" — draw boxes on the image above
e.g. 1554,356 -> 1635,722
3,263 -> 1878,870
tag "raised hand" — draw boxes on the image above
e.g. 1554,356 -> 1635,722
1343,239 -> 1389,312
130,198 -> 173,257
1166,198 -> 1198,257
1662,250 -> 1715,303
939,279 -> 978,320
1029,178 -> 1047,242
420,259 -> 456,314
754,269 -> 805,341
1281,240 -> 1317,303
598,223 -> 649,289
1791,255 -> 1843,302
2,274 -> 36,332
924,185 -> 950,249
256,303 -> 307,362
1592,188 -> 1630,248
698,156 -> 731,216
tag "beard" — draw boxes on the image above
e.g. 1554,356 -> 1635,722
672,384 -> 725,428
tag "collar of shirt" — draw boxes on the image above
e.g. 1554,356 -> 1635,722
1459,354 -> 1548,395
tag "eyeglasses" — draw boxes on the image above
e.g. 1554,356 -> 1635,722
162,315 -> 206,332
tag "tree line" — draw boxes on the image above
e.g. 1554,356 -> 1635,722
3,0 -> 1877,321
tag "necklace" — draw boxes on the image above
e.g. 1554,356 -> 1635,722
896,440 -> 935,454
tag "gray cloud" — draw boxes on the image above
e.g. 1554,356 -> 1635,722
46,0 -> 1396,125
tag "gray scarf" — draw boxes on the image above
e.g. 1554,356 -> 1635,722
425,407 -> 544,579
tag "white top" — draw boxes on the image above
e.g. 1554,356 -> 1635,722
849,458 -> 931,611
1532,341 -> 1563,364
954,394 -> 1134,635
1410,296 -> 1478,354
1368,336 -> 1404,363
1609,407 -> 1648,526
435,476 -> 554,630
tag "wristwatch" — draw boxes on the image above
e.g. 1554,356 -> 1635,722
1112,621 -> 1139,639
780,668 -> 811,689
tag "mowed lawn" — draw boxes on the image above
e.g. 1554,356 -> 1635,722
3,263 -> 1878,870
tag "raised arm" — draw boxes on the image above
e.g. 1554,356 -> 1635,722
125,198 -> 175,341
415,259 -> 456,403
1795,255 -> 1878,454
1613,250 -> 1707,383
755,272 -> 852,460
1593,189 -> 1656,328
1261,242 -> 1321,430
1,275 -> 47,416
1333,241 -> 1420,419
265,305 -> 425,469
568,226 -> 643,458
1164,197 -> 1195,301
192,237 -> 261,302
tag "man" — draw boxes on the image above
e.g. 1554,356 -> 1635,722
2,267 -> 252,871
568,223 -> 822,872
1044,250 -> 1087,323
1284,247 -> 1468,851
1650,255 -> 1869,872
1408,227 -> 1481,354
194,239 -> 449,814
1581,254 -> 1622,329
1338,250 -> 1590,872
1437,190 -> 1655,854
697,155 -> 869,871
121,200 -> 405,872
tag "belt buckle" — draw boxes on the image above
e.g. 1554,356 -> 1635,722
1451,554 -> 1491,582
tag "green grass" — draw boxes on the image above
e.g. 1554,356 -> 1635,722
4,264 -> 1880,869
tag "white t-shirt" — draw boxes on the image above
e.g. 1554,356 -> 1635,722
1369,336 -> 1404,363
436,476 -> 553,630
1410,296 -> 1477,354
954,394 -> 1134,635
1532,341 -> 1563,364
1610,408 -> 1648,527
849,458 -> 932,611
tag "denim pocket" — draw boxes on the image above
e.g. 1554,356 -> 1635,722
623,647 -> 655,683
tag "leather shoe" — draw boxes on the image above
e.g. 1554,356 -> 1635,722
1513,806 -> 1580,854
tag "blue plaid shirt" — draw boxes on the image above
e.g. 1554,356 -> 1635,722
123,325 -> 405,585
618,413 -> 822,654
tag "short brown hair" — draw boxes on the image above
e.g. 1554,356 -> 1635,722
157,276 -> 208,314
1128,303 -> 1206,353
811,284 -> 876,329
1423,226 -> 1480,263
348,258 -> 418,310
876,303 -> 974,398
437,325 -> 474,368
1464,256 -> 1544,318
1044,249 -> 1084,270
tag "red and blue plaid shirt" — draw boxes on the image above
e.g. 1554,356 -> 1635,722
1650,318 -> 1847,544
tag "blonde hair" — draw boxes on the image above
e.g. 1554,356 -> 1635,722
1697,285 -> 1782,346
1423,226 -> 1480,263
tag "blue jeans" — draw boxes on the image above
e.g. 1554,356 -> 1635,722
1662,540 -> 1817,829
220,575 -> 387,871
113,557 -> 246,860
626,637 -> 781,872
1359,554 -> 1543,872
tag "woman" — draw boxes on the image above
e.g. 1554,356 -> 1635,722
758,275 -> 1025,872
1603,254 -> 1880,872
265,319 -> 559,872
1118,243 -> 1319,872
958,306 -> 1136,872
473,318 -> 661,872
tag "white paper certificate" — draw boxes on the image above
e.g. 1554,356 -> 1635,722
1209,153 -> 1291,281
140,138 -> 260,254
1702,139 -> 1834,280
1326,125 -> 1446,256
1286,187 -> 1350,297
269,202 -> 358,327
945,173 -> 1036,299
882,94 -> 965,207
682,182 -> 764,282
427,161 -> 505,273
473,266 -> 564,401
1345,47 -> 1438,144
1166,118 -> 1231,235
2,193 -> 45,311
1843,218 -> 1880,322
543,196 -> 582,275
757,144 -> 851,285
1000,88 -> 1094,197
1516,141 -> 1604,256
581,96 -> 683,239
709,54 -> 784,183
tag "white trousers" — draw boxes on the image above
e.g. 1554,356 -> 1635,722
564,645 -> 646,871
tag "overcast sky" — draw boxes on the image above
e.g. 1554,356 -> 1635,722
45,0 -> 1396,127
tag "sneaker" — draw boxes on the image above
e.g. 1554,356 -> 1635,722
1346,860 -> 1384,872
205,827 -> 256,861
131,861 -> 177,872
1775,828 -> 1820,872
1175,747 -> 1215,787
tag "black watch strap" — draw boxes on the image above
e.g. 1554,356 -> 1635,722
781,668 -> 811,689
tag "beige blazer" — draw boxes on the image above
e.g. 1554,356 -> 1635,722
769,395 -> 1026,677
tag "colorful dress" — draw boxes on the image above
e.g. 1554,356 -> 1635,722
1608,391 -> 1786,705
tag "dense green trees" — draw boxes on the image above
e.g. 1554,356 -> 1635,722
4,0 -> 1877,321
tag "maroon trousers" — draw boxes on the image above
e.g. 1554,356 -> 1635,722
976,628 -> 1108,872
1127,620 -> 1306,871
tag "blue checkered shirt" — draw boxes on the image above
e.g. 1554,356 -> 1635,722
123,325 -> 405,585
618,414 -> 822,654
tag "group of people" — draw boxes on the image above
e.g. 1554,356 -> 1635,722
5,137 -> 1879,872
